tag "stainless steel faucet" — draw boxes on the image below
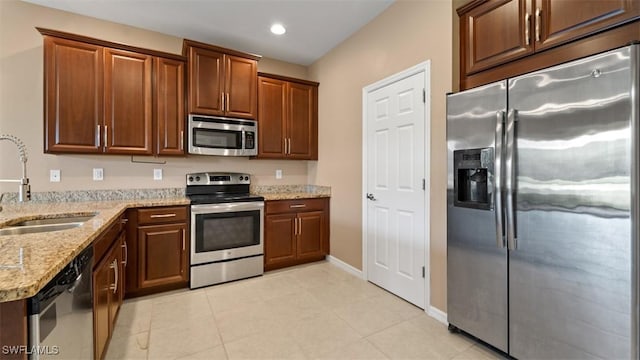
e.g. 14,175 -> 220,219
0,134 -> 31,202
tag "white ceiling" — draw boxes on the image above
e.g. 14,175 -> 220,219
23,0 -> 395,65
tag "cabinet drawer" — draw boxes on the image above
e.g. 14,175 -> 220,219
266,198 -> 327,214
137,206 -> 188,225
94,216 -> 123,264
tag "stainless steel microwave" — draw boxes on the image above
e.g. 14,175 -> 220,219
188,114 -> 257,156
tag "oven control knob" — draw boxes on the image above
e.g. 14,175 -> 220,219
188,176 -> 194,182
195,176 -> 201,182
239,176 -> 244,181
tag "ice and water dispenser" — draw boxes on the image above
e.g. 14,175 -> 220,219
453,148 -> 494,210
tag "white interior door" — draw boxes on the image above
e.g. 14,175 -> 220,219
365,70 -> 426,308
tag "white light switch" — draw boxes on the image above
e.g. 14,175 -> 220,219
50,169 -> 60,182
275,169 -> 282,179
93,168 -> 104,181
153,168 -> 163,180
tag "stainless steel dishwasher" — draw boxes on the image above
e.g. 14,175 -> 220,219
28,245 -> 93,359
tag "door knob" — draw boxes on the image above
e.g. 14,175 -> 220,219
366,193 -> 377,201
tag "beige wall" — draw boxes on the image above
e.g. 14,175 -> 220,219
0,0 -> 310,194
308,0 -> 453,311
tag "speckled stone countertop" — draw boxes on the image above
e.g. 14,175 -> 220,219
252,185 -> 331,201
0,197 -> 189,303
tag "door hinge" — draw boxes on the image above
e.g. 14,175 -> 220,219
422,89 -> 426,103
422,179 -> 425,190
422,266 -> 425,278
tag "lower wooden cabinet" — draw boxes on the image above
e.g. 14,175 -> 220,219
93,219 -> 125,360
264,198 -> 329,271
0,299 -> 27,360
125,206 -> 189,297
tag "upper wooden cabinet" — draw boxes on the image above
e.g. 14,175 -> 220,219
458,0 -> 640,89
40,28 -> 186,156
257,73 -> 319,160
104,48 -> 153,155
184,40 -> 259,119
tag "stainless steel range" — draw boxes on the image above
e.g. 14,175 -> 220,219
186,172 -> 264,289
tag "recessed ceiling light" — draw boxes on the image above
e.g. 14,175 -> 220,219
270,23 -> 286,35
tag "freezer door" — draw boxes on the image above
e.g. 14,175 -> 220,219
508,46 -> 636,359
447,80 -> 508,352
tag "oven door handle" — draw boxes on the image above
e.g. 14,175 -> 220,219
191,201 -> 264,214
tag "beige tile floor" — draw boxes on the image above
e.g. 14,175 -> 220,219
106,261 -> 503,360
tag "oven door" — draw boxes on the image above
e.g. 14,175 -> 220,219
190,201 -> 264,264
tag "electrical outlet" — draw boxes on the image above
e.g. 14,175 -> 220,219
50,169 -> 60,182
153,168 -> 163,180
275,169 -> 282,179
93,168 -> 104,181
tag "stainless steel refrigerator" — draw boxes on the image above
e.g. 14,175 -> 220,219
447,44 -> 639,359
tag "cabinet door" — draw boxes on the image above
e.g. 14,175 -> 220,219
138,223 -> 188,288
257,76 -> 287,158
156,57 -> 186,155
108,237 -> 123,329
104,48 -> 153,154
535,0 -> 640,51
188,47 -> 224,116
296,211 -> 325,260
44,37 -> 103,153
225,55 -> 257,119
460,0 -> 533,74
93,252 -> 112,360
287,82 -> 317,160
264,214 -> 297,269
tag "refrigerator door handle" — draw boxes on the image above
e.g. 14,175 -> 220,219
494,111 -> 506,248
505,109 -> 517,250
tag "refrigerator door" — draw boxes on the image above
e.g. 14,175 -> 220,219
447,80 -> 508,352
508,46 -> 636,359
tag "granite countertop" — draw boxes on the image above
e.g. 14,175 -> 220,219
252,184 -> 331,201
0,184 -> 330,303
0,197 -> 189,303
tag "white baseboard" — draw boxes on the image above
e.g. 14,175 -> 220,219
327,255 -> 364,279
427,306 -> 448,325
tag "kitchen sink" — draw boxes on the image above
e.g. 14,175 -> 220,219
14,215 -> 95,227
0,222 -> 84,236
0,213 -> 95,236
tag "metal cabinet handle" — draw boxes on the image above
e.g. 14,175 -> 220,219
505,109 -> 517,250
104,125 -> 108,148
294,217 -> 298,235
182,229 -> 186,251
121,241 -> 128,266
494,111 -> 505,249
180,130 -> 184,151
525,13 -> 531,46
96,125 -> 101,147
226,93 -> 230,112
298,218 -> 302,235
287,138 -> 291,154
535,8 -> 541,42
109,259 -> 118,294
289,204 -> 306,208
150,213 -> 176,218
221,93 -> 225,111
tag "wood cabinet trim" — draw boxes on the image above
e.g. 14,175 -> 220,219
182,39 -> 261,61
37,27 -> 185,62
257,72 -> 320,87
457,0 -> 489,15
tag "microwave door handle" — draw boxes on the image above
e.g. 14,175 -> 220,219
241,129 -> 246,151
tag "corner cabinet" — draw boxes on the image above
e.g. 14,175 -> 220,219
458,0 -> 640,89
125,206 -> 189,297
257,73 -> 319,160
40,28 -> 186,156
184,40 -> 259,119
264,198 -> 329,271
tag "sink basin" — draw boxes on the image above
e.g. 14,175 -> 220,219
0,213 -> 95,236
15,215 -> 95,227
0,222 -> 83,236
